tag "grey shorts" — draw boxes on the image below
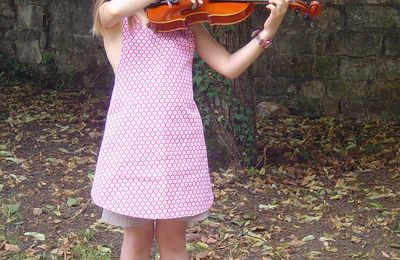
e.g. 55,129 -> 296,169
101,208 -> 209,227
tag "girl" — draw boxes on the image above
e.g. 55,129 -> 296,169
90,0 -> 289,259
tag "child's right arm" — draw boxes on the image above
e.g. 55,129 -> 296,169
99,0 -> 155,29
100,0 -> 204,29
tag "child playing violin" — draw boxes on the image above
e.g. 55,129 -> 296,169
90,0 -> 289,258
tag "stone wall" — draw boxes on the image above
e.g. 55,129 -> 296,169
252,0 -> 400,119
0,0 -> 112,88
0,0 -> 399,119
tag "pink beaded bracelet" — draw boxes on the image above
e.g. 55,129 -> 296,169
251,29 -> 273,49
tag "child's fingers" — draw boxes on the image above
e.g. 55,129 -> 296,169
190,0 -> 203,6
267,0 -> 288,14
265,3 -> 276,15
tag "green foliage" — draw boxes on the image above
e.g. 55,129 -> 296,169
70,229 -> 111,260
192,25 -> 255,163
41,52 -> 55,65
0,52 -> 76,89
193,52 -> 231,127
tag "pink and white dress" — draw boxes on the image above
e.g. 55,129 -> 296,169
91,17 -> 214,224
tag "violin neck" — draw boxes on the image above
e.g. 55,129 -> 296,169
211,0 -> 296,3
211,0 -> 271,2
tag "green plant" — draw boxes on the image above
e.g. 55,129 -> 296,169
41,52 -> 55,65
192,25 -> 256,164
193,52 -> 231,127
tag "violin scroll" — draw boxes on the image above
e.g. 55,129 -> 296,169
289,0 -> 321,19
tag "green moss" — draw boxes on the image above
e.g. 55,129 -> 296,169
314,56 -> 338,78
326,80 -> 350,99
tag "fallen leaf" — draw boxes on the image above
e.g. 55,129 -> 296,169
24,231 -> 46,241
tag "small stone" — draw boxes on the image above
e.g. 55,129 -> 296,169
257,101 -> 289,119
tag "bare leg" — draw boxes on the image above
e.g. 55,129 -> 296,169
155,219 -> 189,260
120,220 -> 155,260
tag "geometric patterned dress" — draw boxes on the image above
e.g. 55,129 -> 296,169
91,17 -> 214,222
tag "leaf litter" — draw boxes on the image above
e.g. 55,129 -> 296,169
0,85 -> 399,259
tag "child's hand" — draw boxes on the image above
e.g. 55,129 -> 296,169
263,0 -> 290,39
190,0 -> 204,7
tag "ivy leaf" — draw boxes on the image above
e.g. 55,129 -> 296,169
193,75 -> 202,86
233,114 -> 249,122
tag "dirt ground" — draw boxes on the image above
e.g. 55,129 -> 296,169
0,85 -> 399,259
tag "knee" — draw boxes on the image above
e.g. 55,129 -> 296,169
156,236 -> 186,253
155,220 -> 187,252
123,222 -> 155,249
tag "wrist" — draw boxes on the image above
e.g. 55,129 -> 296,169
259,29 -> 273,41
251,28 -> 273,49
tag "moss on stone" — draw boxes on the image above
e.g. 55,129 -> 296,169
326,80 -> 349,99
314,56 -> 338,78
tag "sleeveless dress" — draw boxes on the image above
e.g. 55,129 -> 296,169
90,17 -> 214,223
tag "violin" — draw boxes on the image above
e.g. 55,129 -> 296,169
146,0 -> 321,32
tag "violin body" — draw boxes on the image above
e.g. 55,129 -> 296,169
147,0 -> 255,32
146,0 -> 321,32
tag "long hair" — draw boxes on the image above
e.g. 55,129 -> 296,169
92,0 -> 108,36
92,0 -> 135,37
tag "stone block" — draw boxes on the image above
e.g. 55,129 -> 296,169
292,97 -> 323,118
0,16 -> 14,29
16,40 -> 42,63
315,33 -> 333,55
258,76 -> 296,96
48,0 -> 93,50
388,81 -> 400,99
17,3 -> 43,30
330,30 -> 382,56
300,81 -> 326,99
314,55 -> 339,78
0,40 -> 13,54
48,1 -> 71,49
55,52 -> 73,73
253,54 -> 270,77
5,28 -> 41,41
373,81 -> 400,100
315,7 -> 345,32
340,99 -> 371,118
376,58 -> 400,81
273,29 -> 316,55
339,57 -> 375,81
326,80 -> 374,99
256,101 -> 290,119
341,99 -> 400,120
254,77 -> 266,96
0,1 -> 14,18
68,1 -> 93,35
268,54 -> 315,78
346,6 -> 400,29
325,80 -> 348,99
322,98 -> 340,117
385,29 -> 400,56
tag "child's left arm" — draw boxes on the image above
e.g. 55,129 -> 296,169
191,0 -> 289,80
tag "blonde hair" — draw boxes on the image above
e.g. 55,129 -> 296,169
92,0 -> 108,36
92,0 -> 135,37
